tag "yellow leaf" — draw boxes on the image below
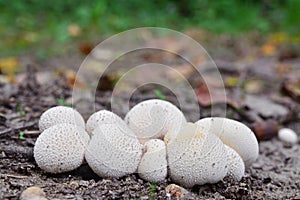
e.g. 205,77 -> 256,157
0,57 -> 19,83
225,77 -> 239,87
68,24 -> 81,37
269,32 -> 288,45
261,43 -> 276,56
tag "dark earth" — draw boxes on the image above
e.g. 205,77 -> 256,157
1,36 -> 300,199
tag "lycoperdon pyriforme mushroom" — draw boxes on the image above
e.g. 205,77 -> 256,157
196,117 -> 259,168
138,139 -> 167,182
224,145 -> 245,181
34,123 -> 90,173
167,123 -> 228,188
86,110 -> 126,135
39,106 -> 85,132
125,99 -> 186,144
34,100 -> 257,187
85,122 -> 142,178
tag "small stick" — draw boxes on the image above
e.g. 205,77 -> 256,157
23,130 -> 40,135
0,173 -> 28,179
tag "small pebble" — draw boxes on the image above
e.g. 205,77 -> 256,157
166,184 -> 195,199
20,186 -> 47,200
278,128 -> 298,144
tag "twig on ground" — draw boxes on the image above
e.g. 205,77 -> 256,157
23,130 -> 40,135
0,173 -> 28,179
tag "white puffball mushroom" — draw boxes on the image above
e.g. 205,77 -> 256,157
196,117 -> 259,168
86,110 -> 126,135
39,106 -> 85,132
167,123 -> 228,188
125,99 -> 186,144
85,123 -> 142,178
224,145 -> 245,181
34,123 -> 90,173
138,139 -> 167,182
278,128 -> 298,144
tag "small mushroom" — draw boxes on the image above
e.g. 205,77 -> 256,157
196,117 -> 259,168
85,123 -> 142,178
39,106 -> 85,132
125,99 -> 186,144
34,123 -> 90,173
278,128 -> 298,144
86,110 -> 126,135
224,145 -> 245,181
138,139 -> 167,182
167,123 -> 228,188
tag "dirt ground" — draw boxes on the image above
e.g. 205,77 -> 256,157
1,37 -> 300,199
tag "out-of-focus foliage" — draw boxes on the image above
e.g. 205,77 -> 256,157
0,0 -> 299,55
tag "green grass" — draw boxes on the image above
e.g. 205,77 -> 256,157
149,182 -> 157,200
0,0 -> 299,57
154,89 -> 167,100
19,131 -> 24,140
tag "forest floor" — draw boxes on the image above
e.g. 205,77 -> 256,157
0,31 -> 300,199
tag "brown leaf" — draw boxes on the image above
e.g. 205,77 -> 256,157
281,78 -> 300,102
56,69 -> 85,88
196,82 -> 229,107
78,42 -> 93,55
250,119 -> 279,140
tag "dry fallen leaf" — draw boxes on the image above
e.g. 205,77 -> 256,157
269,32 -> 288,45
243,79 -> 265,94
196,82 -> 232,107
78,42 -> 93,55
250,119 -> 279,141
56,69 -> 85,88
261,43 -> 276,56
0,57 -> 19,83
282,78 -> 300,102
245,95 -> 289,120
68,24 -> 82,37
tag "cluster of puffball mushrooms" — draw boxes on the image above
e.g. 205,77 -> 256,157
34,99 -> 259,188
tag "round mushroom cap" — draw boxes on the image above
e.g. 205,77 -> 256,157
138,139 -> 167,182
196,117 -> 259,168
224,145 -> 245,181
278,128 -> 298,144
124,99 -> 186,144
39,106 -> 85,132
34,123 -> 90,173
86,110 -> 126,135
85,123 -> 142,178
167,123 -> 228,188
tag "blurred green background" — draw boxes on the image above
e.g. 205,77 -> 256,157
0,0 -> 299,57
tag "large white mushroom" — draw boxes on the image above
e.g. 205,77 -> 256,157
167,123 -> 228,188
39,106 -> 85,132
224,145 -> 245,181
85,123 -> 142,178
86,110 -> 126,135
125,99 -> 186,144
138,139 -> 168,182
34,123 -> 90,173
196,117 -> 259,168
